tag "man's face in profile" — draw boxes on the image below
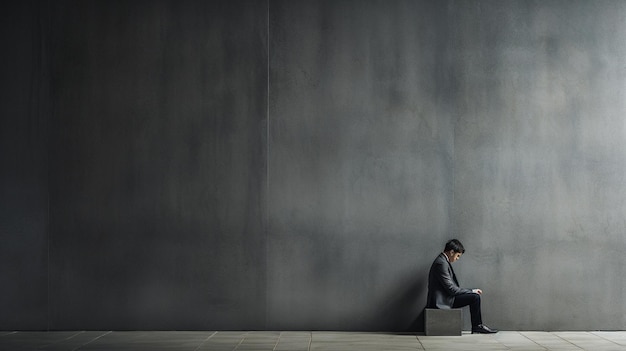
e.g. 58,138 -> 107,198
447,251 -> 462,263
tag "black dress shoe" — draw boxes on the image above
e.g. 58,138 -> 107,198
472,324 -> 498,334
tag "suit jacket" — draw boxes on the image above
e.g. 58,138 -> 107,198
426,253 -> 473,309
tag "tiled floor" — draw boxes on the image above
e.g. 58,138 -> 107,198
1,331 -> 626,350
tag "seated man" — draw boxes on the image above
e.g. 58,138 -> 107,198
426,239 -> 498,334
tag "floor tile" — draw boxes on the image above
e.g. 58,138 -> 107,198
551,331 -> 622,349
38,331 -> 112,350
2,331 -> 626,350
591,331 -> 626,346
0,331 -> 84,350
78,331 -> 213,350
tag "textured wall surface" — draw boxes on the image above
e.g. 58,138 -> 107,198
267,0 -> 454,331
48,0 -> 267,330
0,1 -> 49,330
452,0 -> 626,330
1,0 -> 626,331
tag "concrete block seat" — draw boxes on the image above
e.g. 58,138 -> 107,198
424,308 -> 462,336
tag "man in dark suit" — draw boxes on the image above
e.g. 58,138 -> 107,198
427,239 -> 498,334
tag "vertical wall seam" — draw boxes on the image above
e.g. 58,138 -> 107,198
265,0 -> 271,330
44,0 -> 52,331
449,2 -> 456,241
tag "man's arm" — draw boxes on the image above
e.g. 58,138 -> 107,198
433,259 -> 473,296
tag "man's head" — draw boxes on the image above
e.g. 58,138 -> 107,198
444,239 -> 465,263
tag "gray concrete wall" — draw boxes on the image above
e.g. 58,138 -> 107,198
0,0 -> 50,331
1,0 -> 626,331
47,0 -> 267,330
452,0 -> 626,330
267,0 -> 454,331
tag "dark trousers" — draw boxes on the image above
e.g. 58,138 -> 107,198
452,293 -> 482,327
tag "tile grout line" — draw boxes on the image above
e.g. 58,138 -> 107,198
271,331 -> 282,351
493,333 -> 514,351
193,331 -> 218,351
516,331 -> 550,350
231,331 -> 249,351
62,330 -> 85,341
308,331 -> 312,351
590,331 -> 626,347
36,331 -> 85,350
550,332 -> 587,350
415,334 -> 425,350
72,331 -> 112,351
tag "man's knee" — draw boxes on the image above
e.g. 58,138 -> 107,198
465,292 -> 481,306
471,293 -> 481,306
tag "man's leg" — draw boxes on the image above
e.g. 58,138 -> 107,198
452,293 -> 482,328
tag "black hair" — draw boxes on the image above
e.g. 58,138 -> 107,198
444,239 -> 465,253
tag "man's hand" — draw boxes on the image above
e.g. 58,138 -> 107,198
472,289 -> 483,295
